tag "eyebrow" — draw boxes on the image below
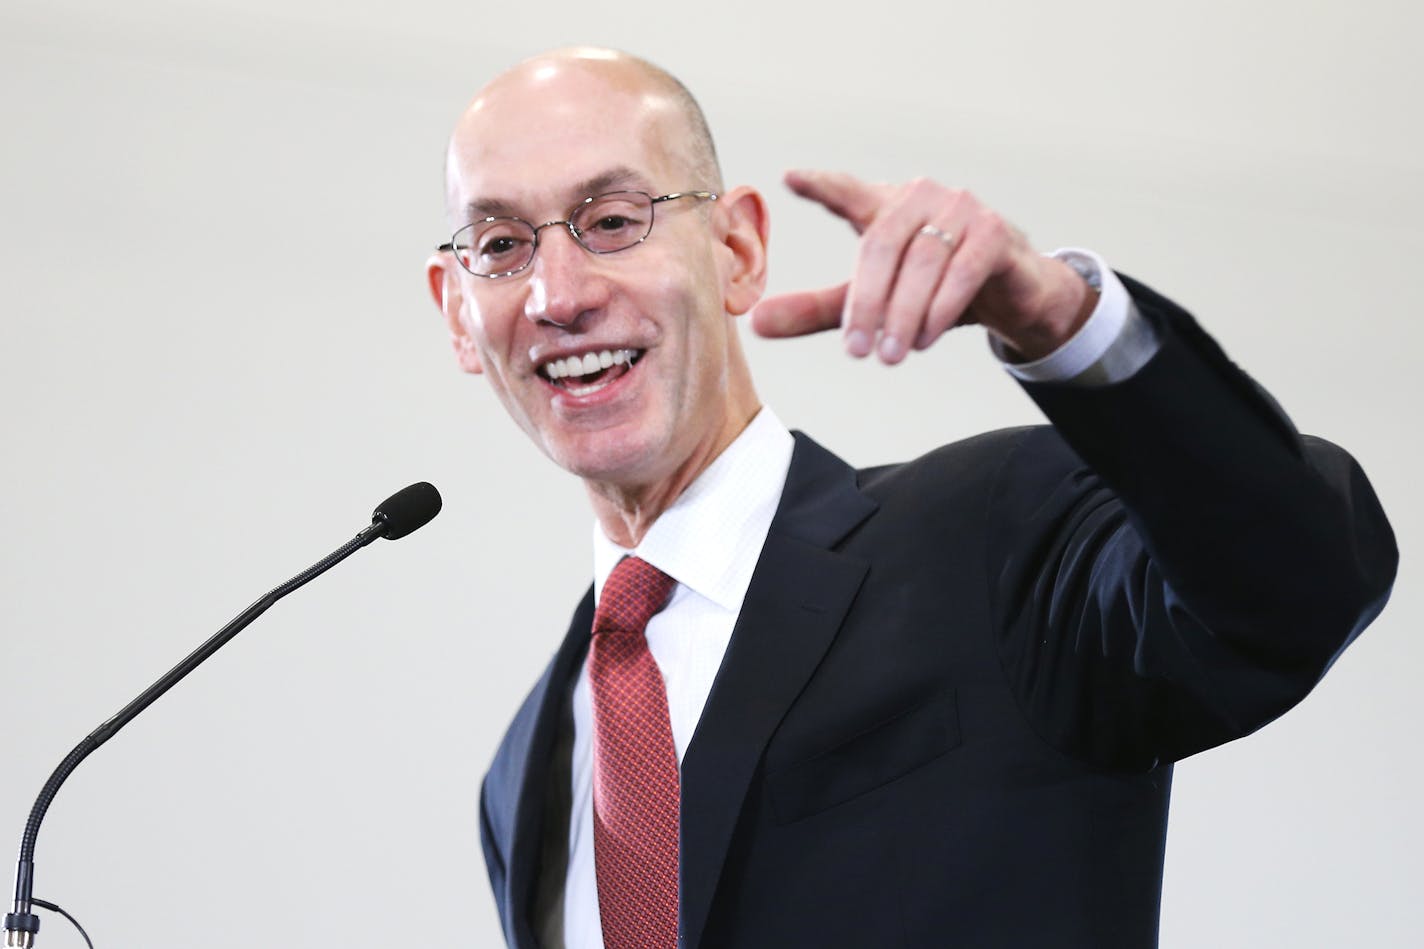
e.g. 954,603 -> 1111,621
462,166 -> 654,221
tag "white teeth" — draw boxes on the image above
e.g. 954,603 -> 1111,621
542,348 -> 640,381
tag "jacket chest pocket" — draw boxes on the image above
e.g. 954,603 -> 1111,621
766,691 -> 961,824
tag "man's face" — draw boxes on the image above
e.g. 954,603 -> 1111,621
438,62 -> 752,493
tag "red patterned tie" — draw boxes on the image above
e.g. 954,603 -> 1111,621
589,556 -> 680,949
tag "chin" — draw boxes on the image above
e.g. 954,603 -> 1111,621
543,427 -> 672,486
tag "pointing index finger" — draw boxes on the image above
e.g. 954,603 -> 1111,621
784,169 -> 888,234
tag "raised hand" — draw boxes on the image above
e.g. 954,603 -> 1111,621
750,170 -> 1095,364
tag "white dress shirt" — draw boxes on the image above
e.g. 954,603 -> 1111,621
558,252 -> 1154,949
562,406 -> 795,949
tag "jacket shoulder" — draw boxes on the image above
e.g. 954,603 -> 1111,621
856,425 -> 1078,505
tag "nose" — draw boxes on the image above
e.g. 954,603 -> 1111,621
523,223 -> 609,327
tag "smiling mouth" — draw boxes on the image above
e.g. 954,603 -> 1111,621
538,348 -> 645,397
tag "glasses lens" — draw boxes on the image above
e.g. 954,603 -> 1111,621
453,218 -> 536,276
571,192 -> 654,254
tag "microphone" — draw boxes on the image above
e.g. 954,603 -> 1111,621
4,482 -> 442,947
361,481 -> 443,543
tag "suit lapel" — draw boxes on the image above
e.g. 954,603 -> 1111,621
502,587 -> 595,949
678,433 -> 878,949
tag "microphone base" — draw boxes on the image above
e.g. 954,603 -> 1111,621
3,912 -> 38,947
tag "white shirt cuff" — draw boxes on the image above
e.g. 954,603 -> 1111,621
989,248 -> 1159,386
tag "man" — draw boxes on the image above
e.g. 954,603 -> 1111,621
425,48 -> 1396,949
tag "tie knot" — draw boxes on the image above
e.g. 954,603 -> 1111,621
594,556 -> 676,636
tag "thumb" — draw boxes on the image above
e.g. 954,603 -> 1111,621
750,283 -> 849,338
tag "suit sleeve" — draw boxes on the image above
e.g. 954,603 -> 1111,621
988,275 -> 1398,770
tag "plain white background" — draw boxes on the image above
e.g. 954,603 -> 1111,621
1,1 -> 1418,945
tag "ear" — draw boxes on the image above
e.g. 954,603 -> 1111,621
713,186 -> 770,317
426,252 -> 484,374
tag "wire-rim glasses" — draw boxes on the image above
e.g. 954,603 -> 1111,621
438,190 -> 718,279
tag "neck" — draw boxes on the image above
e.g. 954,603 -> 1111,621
586,401 -> 761,548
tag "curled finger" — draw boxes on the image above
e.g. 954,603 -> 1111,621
843,180 -> 959,358
878,222 -> 962,363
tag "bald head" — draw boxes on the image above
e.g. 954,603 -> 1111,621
443,48 -> 722,221
427,46 -> 770,521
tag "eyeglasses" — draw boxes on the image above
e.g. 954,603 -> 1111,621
438,190 -> 718,279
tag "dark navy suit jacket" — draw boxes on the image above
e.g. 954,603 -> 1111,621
477,278 -> 1397,948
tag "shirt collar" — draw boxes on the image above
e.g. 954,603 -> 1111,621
592,407 -> 794,612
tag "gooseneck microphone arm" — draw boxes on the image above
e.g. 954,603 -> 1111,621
4,482 -> 441,947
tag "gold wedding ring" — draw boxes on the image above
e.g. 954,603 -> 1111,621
917,224 -> 956,247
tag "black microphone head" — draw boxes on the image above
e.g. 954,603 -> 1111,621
371,482 -> 442,540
